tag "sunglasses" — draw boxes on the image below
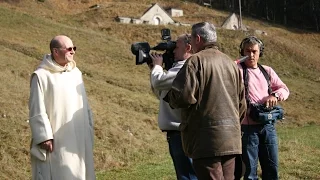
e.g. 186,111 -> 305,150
59,47 -> 77,52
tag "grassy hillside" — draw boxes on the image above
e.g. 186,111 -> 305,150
0,0 -> 319,179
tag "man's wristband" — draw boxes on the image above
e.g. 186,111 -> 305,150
271,92 -> 279,100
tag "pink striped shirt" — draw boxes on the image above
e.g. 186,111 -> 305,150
237,64 -> 290,125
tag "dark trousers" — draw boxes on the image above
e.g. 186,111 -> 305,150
234,154 -> 245,180
192,155 -> 236,180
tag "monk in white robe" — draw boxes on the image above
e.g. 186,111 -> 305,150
29,35 -> 95,180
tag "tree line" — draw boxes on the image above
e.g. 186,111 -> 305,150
195,0 -> 320,31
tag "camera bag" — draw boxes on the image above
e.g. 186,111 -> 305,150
249,103 -> 284,123
240,63 -> 284,124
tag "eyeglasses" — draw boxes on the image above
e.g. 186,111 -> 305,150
59,47 -> 77,52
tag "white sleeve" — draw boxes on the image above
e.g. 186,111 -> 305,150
150,65 -> 179,91
29,74 -> 53,145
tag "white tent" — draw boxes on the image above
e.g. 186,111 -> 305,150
221,13 -> 247,30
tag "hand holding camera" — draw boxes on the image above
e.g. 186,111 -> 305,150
149,52 -> 163,67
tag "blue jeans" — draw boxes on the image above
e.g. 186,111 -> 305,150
166,131 -> 198,180
241,124 -> 279,180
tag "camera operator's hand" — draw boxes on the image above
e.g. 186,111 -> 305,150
149,52 -> 163,67
265,95 -> 278,108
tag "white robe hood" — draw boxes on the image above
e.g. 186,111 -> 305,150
39,54 -> 76,72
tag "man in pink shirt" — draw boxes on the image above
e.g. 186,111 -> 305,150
237,36 -> 289,180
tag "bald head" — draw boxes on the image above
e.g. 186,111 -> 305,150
49,35 -> 75,66
50,35 -> 72,54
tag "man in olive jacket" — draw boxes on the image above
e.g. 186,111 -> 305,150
164,22 -> 246,180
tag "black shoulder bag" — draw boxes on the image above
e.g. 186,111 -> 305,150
241,63 -> 284,124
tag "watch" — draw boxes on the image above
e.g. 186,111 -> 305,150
271,92 -> 279,100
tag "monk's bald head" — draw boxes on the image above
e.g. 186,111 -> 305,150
49,35 -> 75,65
50,35 -> 72,54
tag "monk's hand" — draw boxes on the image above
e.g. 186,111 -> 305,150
39,139 -> 53,152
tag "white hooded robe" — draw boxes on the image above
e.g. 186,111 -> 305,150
29,54 -> 95,180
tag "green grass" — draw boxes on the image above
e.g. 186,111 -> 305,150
97,157 -> 176,180
278,125 -> 320,180
96,125 -> 320,180
0,0 -> 320,179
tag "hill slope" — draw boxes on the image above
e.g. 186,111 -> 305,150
0,0 -> 320,179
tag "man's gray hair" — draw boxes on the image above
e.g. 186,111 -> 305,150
191,22 -> 217,43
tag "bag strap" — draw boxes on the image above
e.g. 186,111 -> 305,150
240,62 -> 272,103
240,63 -> 250,104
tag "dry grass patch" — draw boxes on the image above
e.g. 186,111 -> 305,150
0,1 -> 320,179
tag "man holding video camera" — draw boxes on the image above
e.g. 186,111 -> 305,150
237,36 -> 289,180
149,34 -> 197,180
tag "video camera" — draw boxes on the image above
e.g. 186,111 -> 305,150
131,29 -> 176,70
